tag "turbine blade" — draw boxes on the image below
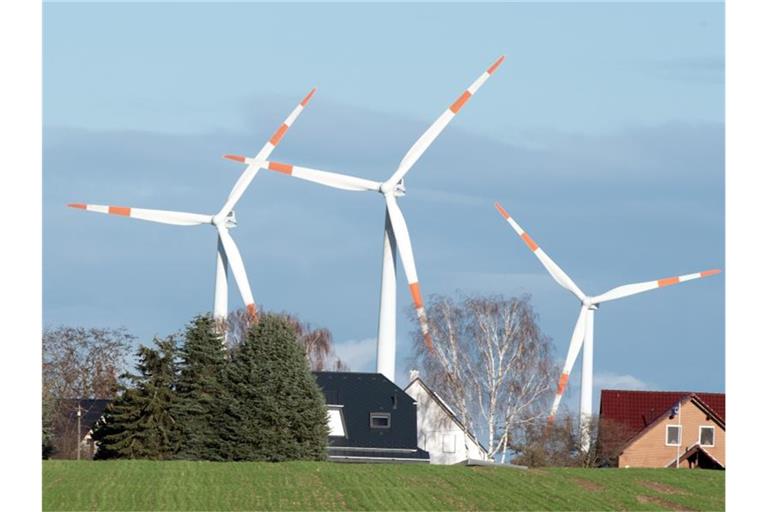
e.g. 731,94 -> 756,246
495,202 -> 586,302
262,161 -> 380,192
384,56 -> 504,187
384,194 -> 433,352
547,306 -> 589,425
216,226 -> 256,318
591,269 -> 722,304
67,203 -> 211,226
218,88 -> 316,216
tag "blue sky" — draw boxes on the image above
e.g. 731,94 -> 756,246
43,2 -> 724,409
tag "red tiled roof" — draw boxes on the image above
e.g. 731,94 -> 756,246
599,389 -> 725,440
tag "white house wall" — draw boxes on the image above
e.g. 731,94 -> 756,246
406,381 -> 487,465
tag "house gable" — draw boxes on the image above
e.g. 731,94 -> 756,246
404,377 -> 488,463
616,394 -> 726,468
313,372 -> 429,462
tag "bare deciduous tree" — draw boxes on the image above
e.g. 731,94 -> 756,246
411,293 -> 556,461
43,326 -> 135,400
225,307 -> 348,371
510,413 -> 634,467
42,326 -> 135,458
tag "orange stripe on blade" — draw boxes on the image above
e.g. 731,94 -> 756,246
658,276 -> 680,287
67,203 -> 86,209
487,56 -> 505,75
269,124 -> 289,146
409,283 -> 424,308
521,233 -> 538,252
301,88 -> 316,106
108,206 -> 131,216
701,269 -> 721,277
423,332 -> 434,353
494,202 -> 510,219
246,303 -> 258,318
223,154 -> 246,163
556,373 -> 569,395
268,162 -> 293,175
450,91 -> 471,114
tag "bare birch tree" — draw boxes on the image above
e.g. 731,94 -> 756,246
411,293 -> 555,461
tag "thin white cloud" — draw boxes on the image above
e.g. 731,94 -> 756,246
594,372 -> 651,391
334,337 -> 377,372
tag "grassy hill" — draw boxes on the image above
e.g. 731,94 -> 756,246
43,460 -> 724,511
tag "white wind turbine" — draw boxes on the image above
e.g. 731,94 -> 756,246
68,88 -> 317,322
224,57 -> 505,381
494,202 -> 721,451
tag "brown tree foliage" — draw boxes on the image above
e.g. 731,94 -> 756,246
225,307 -> 348,371
42,326 -> 134,400
411,293 -> 556,461
510,413 -> 634,467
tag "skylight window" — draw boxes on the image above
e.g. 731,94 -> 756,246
327,407 -> 346,437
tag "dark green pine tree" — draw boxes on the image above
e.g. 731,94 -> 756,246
92,337 -> 180,459
218,313 -> 329,461
172,315 -> 228,460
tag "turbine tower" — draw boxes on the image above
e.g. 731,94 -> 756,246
494,202 -> 721,451
224,57 -> 505,381
68,88 -> 316,322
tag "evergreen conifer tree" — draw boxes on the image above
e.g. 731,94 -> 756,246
218,314 -> 328,461
92,337 -> 179,459
172,315 -> 228,460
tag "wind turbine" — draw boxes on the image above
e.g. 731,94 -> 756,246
494,202 -> 721,451
224,57 -> 505,381
67,88 -> 316,322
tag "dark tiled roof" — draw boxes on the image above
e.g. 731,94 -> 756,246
58,399 -> 112,437
599,389 -> 725,440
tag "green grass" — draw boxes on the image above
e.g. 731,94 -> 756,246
43,460 -> 724,511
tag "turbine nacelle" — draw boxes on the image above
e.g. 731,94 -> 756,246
379,179 -> 406,197
213,211 -> 237,229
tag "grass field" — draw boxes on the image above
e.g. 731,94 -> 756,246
43,460 -> 724,511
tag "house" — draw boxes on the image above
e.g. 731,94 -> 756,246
404,370 -> 489,465
313,371 -> 430,463
599,389 -> 725,469
51,399 -> 111,459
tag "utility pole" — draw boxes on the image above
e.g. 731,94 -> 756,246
675,400 -> 681,469
76,403 -> 82,461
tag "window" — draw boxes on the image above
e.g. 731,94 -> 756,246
666,425 -> 681,446
699,426 -> 715,447
442,434 -> 456,453
326,407 -> 346,437
370,412 -> 391,429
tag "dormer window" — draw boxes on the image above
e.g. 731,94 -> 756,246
370,412 -> 391,429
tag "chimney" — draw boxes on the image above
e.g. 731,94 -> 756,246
409,369 -> 420,383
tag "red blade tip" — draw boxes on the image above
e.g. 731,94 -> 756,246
702,269 -> 722,277
224,154 -> 246,163
301,88 -> 317,106
487,55 -> 505,75
67,203 -> 86,209
494,202 -> 510,219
